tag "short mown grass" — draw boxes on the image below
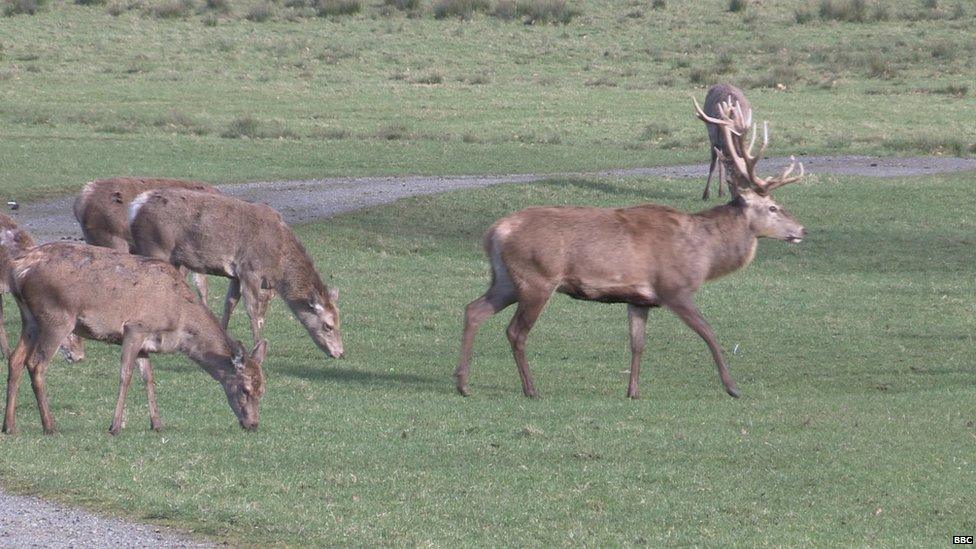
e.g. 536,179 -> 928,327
1,174 -> 974,545
0,0 -> 975,201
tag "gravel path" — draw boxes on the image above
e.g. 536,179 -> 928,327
0,491 -> 210,548
1,154 -> 975,547
10,155 -> 976,243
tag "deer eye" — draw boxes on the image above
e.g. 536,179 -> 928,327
768,206 -> 778,213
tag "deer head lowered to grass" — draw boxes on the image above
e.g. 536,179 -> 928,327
0,240 -> 267,435
700,83 -> 752,200
455,99 -> 806,399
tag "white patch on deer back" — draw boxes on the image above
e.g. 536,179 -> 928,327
79,180 -> 97,205
127,191 -> 153,225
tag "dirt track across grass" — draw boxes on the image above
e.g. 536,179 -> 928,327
10,155 -> 976,243
1,154 -> 975,547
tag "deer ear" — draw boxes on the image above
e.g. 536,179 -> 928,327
250,339 -> 268,365
328,287 -> 339,302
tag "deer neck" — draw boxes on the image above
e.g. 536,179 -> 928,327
178,306 -> 234,381
697,201 -> 759,281
277,235 -> 325,303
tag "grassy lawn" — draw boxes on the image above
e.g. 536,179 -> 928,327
0,173 -> 973,545
0,0 -> 974,200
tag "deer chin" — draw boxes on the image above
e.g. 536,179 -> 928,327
785,236 -> 803,244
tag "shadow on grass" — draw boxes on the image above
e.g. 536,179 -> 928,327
278,363 -> 446,391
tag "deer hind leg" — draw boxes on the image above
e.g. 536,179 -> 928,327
3,333 -> 30,434
703,148 -> 717,200
25,321 -> 75,434
505,286 -> 553,399
667,297 -> 739,398
109,328 -> 146,435
627,305 -> 650,399
455,258 -> 517,396
220,278 -> 242,330
137,355 -> 163,432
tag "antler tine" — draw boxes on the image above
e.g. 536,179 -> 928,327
692,96 -> 741,135
764,157 -> 806,192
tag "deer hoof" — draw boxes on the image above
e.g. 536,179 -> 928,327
726,387 -> 740,398
627,390 -> 640,400
456,384 -> 471,397
523,389 -> 538,399
108,425 -> 121,436
150,420 -> 164,432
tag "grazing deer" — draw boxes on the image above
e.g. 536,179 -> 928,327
128,190 -> 344,359
455,99 -> 805,399
701,84 -> 752,200
0,240 -> 267,435
73,177 -> 219,301
0,213 -> 84,362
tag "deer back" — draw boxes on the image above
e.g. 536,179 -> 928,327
129,189 -> 288,283
703,84 -> 751,151
74,177 -> 218,250
490,204 -> 748,301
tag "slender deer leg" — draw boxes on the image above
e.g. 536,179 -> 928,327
109,329 -> 145,435
220,278 -> 242,330
3,335 -> 29,434
703,148 -> 717,200
506,290 -> 551,398
192,273 -> 209,304
455,284 -> 517,396
0,297 -> 9,360
667,297 -> 739,398
627,305 -> 649,399
25,323 -> 74,435
241,278 -> 274,345
137,355 -> 163,432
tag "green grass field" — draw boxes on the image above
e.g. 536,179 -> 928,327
1,0 -> 975,544
1,174 -> 974,545
0,0 -> 974,200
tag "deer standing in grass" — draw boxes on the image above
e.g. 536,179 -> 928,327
455,100 -> 805,399
0,213 -> 84,362
128,189 -> 344,359
73,177 -> 219,301
701,83 -> 752,200
1,240 -> 267,435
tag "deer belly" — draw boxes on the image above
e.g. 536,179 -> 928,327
558,280 -> 658,306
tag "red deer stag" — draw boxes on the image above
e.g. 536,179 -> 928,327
701,83 -> 752,200
74,177 -> 219,301
455,100 -> 805,399
1,240 -> 267,435
0,213 -> 84,362
128,190 -> 344,359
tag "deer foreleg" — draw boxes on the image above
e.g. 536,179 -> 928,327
220,278 -> 242,330
109,329 -> 146,435
668,298 -> 739,398
137,355 -> 163,432
627,305 -> 649,399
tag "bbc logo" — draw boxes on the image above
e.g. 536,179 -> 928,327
953,536 -> 974,545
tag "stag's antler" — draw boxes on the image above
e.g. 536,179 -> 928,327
693,97 -> 804,195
